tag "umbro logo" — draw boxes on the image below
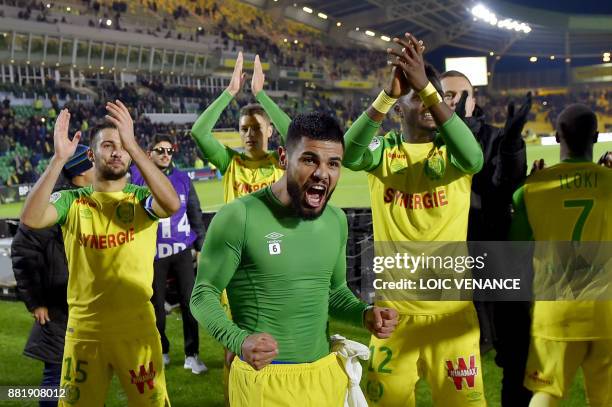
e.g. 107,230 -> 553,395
265,232 -> 284,240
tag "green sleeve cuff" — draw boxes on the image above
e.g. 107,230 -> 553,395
439,113 -> 484,174
329,285 -> 369,327
342,112 -> 383,171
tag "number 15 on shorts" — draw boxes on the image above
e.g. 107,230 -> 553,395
269,243 -> 281,255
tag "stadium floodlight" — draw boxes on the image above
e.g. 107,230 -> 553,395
317,12 -> 327,19
550,55 -> 555,60
529,56 -> 537,62
604,52 -> 611,57
604,56 -> 611,63
46,3 -> 51,8
355,27 -> 360,31
472,5 -> 531,34
489,51 -> 494,56
9,59 -> 14,64
565,57 -> 571,63
283,38 -> 288,42
26,60 -> 30,65
106,19 -> 112,26
294,39 -> 298,44
302,6 -> 313,14
381,35 -> 391,42
365,30 -> 375,37
336,22 -> 342,27
66,6 -> 71,12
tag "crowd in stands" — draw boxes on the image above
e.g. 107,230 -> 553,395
1,0 -> 388,79
2,76 -> 612,186
479,89 -> 612,127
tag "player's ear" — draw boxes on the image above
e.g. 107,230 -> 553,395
278,146 -> 288,169
554,131 -> 560,144
593,131 -> 599,144
393,104 -> 403,118
87,148 -> 95,163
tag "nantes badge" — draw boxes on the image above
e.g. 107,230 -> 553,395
116,202 -> 135,224
424,147 -> 446,180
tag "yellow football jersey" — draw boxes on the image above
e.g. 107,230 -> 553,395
222,150 -> 284,203
368,132 -> 473,314
51,184 -> 159,334
519,160 -> 612,340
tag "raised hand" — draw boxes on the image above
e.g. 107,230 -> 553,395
384,66 -> 411,99
598,151 -> 611,168
105,100 -> 137,150
387,33 -> 429,92
502,92 -> 532,147
530,158 -> 545,175
364,306 -> 399,339
227,51 -> 247,97
53,109 -> 82,162
454,91 -> 469,122
241,332 -> 278,370
251,54 -> 265,96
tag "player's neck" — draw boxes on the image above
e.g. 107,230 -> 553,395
270,176 -> 291,207
93,176 -> 128,192
244,149 -> 268,160
402,123 -> 434,144
560,145 -> 592,162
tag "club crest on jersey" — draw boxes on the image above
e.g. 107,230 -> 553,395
446,355 -> 478,390
129,362 -> 156,394
265,232 -> 283,255
424,148 -> 446,180
116,202 -> 135,224
258,166 -> 275,178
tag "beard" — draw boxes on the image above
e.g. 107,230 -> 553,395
99,164 -> 129,181
286,176 -> 334,220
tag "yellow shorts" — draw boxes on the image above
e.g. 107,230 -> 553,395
525,337 -> 612,406
58,331 -> 169,407
365,307 -> 486,407
229,353 -> 348,407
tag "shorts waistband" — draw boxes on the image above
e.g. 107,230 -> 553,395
232,353 -> 339,373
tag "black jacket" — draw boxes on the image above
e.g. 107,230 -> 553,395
11,222 -> 68,364
185,176 -> 206,251
466,105 -> 527,241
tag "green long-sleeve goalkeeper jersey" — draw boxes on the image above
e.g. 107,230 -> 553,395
190,187 -> 368,362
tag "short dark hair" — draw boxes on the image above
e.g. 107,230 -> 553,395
88,122 -> 117,149
148,134 -> 174,151
285,112 -> 344,153
239,103 -> 270,123
440,70 -> 474,92
557,104 -> 598,154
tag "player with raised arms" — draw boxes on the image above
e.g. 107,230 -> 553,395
343,33 -> 486,406
20,102 -> 180,406
190,51 -> 291,202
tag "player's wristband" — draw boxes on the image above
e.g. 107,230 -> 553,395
418,82 -> 443,109
371,90 -> 398,114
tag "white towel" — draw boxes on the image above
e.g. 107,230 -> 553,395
330,334 -> 370,407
